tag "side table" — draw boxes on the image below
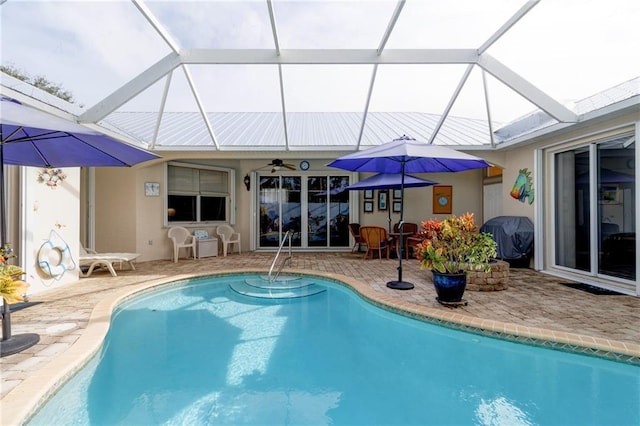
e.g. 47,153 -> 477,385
196,238 -> 218,258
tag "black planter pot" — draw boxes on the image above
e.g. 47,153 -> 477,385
431,271 -> 467,303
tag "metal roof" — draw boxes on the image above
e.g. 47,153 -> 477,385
103,111 -> 493,150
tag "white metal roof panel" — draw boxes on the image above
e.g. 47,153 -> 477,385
104,111 -> 493,150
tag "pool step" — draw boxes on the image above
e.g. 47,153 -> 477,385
229,275 -> 325,299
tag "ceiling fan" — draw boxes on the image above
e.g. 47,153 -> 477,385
267,159 -> 296,172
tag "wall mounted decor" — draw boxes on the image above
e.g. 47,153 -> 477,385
378,190 -> 388,211
145,182 -> 160,196
432,185 -> 452,214
510,168 -> 534,204
38,168 -> 67,188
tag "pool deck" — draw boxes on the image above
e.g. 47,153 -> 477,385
1,252 -> 639,423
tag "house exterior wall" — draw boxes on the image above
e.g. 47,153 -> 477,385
87,154 -> 491,264
23,167 -> 80,295
500,111 -> 638,295
13,110 -> 636,296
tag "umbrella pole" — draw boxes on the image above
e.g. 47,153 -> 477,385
0,145 -> 9,341
0,145 -> 40,356
386,161 -> 414,290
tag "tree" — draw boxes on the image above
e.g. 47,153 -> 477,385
1,64 -> 75,103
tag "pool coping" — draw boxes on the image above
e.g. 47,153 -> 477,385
4,268 -> 640,424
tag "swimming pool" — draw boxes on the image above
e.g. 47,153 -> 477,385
29,274 -> 639,425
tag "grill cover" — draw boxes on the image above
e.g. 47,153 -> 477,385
480,216 -> 534,260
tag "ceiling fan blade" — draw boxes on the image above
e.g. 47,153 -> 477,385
283,164 -> 296,170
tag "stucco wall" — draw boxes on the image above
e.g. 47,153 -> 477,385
355,168 -> 485,230
87,155 -> 491,262
24,167 -> 80,295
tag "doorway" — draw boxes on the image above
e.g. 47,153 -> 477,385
257,174 -> 351,249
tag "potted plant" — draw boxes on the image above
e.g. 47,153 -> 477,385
415,213 -> 497,304
0,244 -> 29,304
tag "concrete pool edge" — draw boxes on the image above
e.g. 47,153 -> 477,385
4,269 -> 639,424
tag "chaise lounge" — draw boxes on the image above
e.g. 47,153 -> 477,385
79,245 -> 140,277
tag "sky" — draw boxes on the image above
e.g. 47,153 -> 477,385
1,0 -> 639,126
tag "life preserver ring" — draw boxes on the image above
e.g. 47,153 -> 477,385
38,239 -> 74,278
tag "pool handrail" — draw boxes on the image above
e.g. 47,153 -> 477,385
268,230 -> 292,282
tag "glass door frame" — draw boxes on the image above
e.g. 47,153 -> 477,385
254,170 -> 358,250
547,129 -> 637,292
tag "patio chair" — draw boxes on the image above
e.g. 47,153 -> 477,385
360,226 -> 390,261
168,226 -> 196,263
79,244 -> 140,277
348,223 -> 366,253
216,224 -> 241,257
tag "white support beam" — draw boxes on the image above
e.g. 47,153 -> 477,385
377,0 -> 405,55
428,64 -> 474,145
132,0 -> 181,54
277,64 -> 290,150
266,0 -> 281,56
179,48 -> 479,65
481,70 -> 496,148
478,54 -> 578,123
150,71 -> 172,150
477,0 -> 540,55
356,64 -> 378,151
79,53 -> 181,123
181,65 -> 219,150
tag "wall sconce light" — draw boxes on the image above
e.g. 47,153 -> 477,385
243,174 -> 251,191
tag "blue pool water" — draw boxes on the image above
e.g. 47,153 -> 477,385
29,274 -> 639,425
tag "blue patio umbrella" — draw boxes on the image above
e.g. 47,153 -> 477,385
347,173 -> 438,233
0,97 -> 160,356
329,135 -> 491,290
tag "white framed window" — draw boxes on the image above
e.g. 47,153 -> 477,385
166,162 -> 236,225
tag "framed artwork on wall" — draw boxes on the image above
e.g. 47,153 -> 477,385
432,185 -> 452,214
378,190 -> 388,211
392,201 -> 402,213
144,182 -> 160,197
364,201 -> 374,213
393,189 -> 402,199
364,189 -> 374,199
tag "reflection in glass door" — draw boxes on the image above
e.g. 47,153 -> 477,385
554,134 -> 635,281
259,176 -> 301,247
307,176 -> 350,248
259,174 -> 350,249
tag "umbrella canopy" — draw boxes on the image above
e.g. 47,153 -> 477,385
346,173 -> 438,191
347,173 -> 438,234
328,135 -> 491,174
0,97 -> 159,356
1,97 -> 158,167
328,135 -> 491,290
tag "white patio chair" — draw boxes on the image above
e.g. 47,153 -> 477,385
168,226 -> 196,263
216,224 -> 241,257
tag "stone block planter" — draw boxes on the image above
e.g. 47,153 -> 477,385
465,259 -> 509,291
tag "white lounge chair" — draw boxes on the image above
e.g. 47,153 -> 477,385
79,245 -> 140,277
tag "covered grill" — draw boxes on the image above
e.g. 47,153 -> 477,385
480,216 -> 534,267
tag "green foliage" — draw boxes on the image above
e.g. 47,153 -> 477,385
0,244 -> 28,303
415,213 -> 498,274
1,64 -> 75,103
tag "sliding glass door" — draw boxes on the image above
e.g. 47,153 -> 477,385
554,134 -> 636,281
258,174 -> 350,249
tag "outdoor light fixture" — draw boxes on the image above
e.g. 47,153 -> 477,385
243,174 -> 250,191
